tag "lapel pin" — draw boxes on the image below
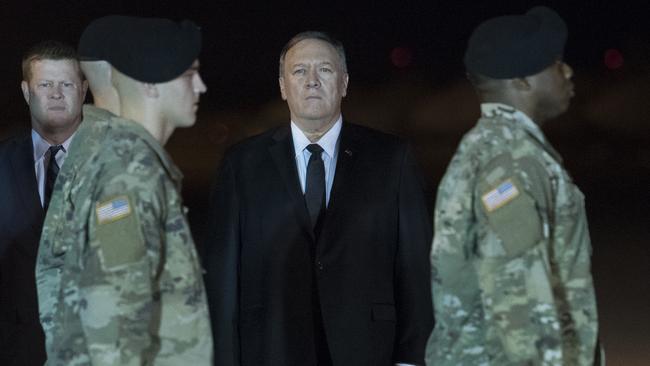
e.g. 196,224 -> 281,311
344,149 -> 353,156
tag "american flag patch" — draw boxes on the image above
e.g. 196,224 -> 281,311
96,196 -> 132,224
481,179 -> 520,212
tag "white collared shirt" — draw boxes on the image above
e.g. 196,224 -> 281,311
290,116 -> 342,206
32,130 -> 75,207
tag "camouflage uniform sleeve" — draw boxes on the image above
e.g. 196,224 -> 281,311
77,143 -> 166,365
428,159 -> 487,365
473,152 -> 564,365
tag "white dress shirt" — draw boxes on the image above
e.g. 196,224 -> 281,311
32,130 -> 74,207
291,116 -> 342,206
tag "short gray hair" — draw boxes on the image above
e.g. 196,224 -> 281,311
278,31 -> 347,77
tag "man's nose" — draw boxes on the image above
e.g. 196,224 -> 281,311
194,73 -> 207,94
306,69 -> 320,88
49,85 -> 63,99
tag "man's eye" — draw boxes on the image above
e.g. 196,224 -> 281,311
320,68 -> 332,73
63,82 -> 74,87
39,82 -> 52,88
293,69 -> 305,75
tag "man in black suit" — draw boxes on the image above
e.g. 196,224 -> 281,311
0,41 -> 87,365
205,31 -> 433,366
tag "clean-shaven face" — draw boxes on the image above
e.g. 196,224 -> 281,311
279,39 -> 348,129
158,59 -> 207,128
528,60 -> 574,121
22,59 -> 87,137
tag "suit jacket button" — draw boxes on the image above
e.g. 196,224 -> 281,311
317,261 -> 323,270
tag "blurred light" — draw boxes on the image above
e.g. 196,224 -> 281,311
390,47 -> 412,68
604,48 -> 624,70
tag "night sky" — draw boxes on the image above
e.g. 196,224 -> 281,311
0,1 -> 647,111
1,1 -> 649,364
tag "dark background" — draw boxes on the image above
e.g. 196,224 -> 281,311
1,1 -> 648,364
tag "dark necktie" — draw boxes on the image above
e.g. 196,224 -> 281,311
44,145 -> 63,210
305,144 -> 326,231
305,143 -> 332,364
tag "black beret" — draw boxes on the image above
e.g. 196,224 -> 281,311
78,16 -> 201,83
78,15 -> 129,61
464,6 -> 567,79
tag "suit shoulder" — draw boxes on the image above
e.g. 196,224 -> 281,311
0,133 -> 29,157
223,126 -> 284,158
0,139 -> 12,166
345,122 -> 405,145
0,137 -> 12,155
0,132 -> 27,146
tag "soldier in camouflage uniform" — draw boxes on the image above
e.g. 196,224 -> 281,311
36,16 -> 212,365
426,7 -> 601,366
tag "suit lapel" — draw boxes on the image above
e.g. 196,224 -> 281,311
268,126 -> 315,241
10,134 -> 44,229
323,122 -> 360,228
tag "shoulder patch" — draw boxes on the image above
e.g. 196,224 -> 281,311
96,196 -> 132,224
482,179 -> 519,212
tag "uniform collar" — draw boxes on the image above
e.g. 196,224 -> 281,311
481,102 -> 563,163
481,103 -> 548,145
118,116 -> 184,183
77,104 -> 183,183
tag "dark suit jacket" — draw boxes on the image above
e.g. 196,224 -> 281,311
0,133 -> 47,365
204,122 -> 433,366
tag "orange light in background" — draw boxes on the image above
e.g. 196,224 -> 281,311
390,47 -> 413,68
604,48 -> 624,70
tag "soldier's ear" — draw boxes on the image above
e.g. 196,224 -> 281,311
20,81 -> 30,104
512,77 -> 531,91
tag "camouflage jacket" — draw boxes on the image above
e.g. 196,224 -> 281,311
36,105 -> 213,366
426,103 -> 599,365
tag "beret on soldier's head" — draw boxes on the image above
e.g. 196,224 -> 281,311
78,15 -> 129,62
464,6 -> 567,79
78,15 -> 201,83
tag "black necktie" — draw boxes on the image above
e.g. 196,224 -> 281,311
305,144 -> 326,231
305,144 -> 332,363
44,145 -> 63,210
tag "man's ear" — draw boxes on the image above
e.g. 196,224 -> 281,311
341,73 -> 349,98
278,77 -> 287,101
81,80 -> 89,100
512,77 -> 531,92
21,81 -> 30,104
142,83 -> 159,98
